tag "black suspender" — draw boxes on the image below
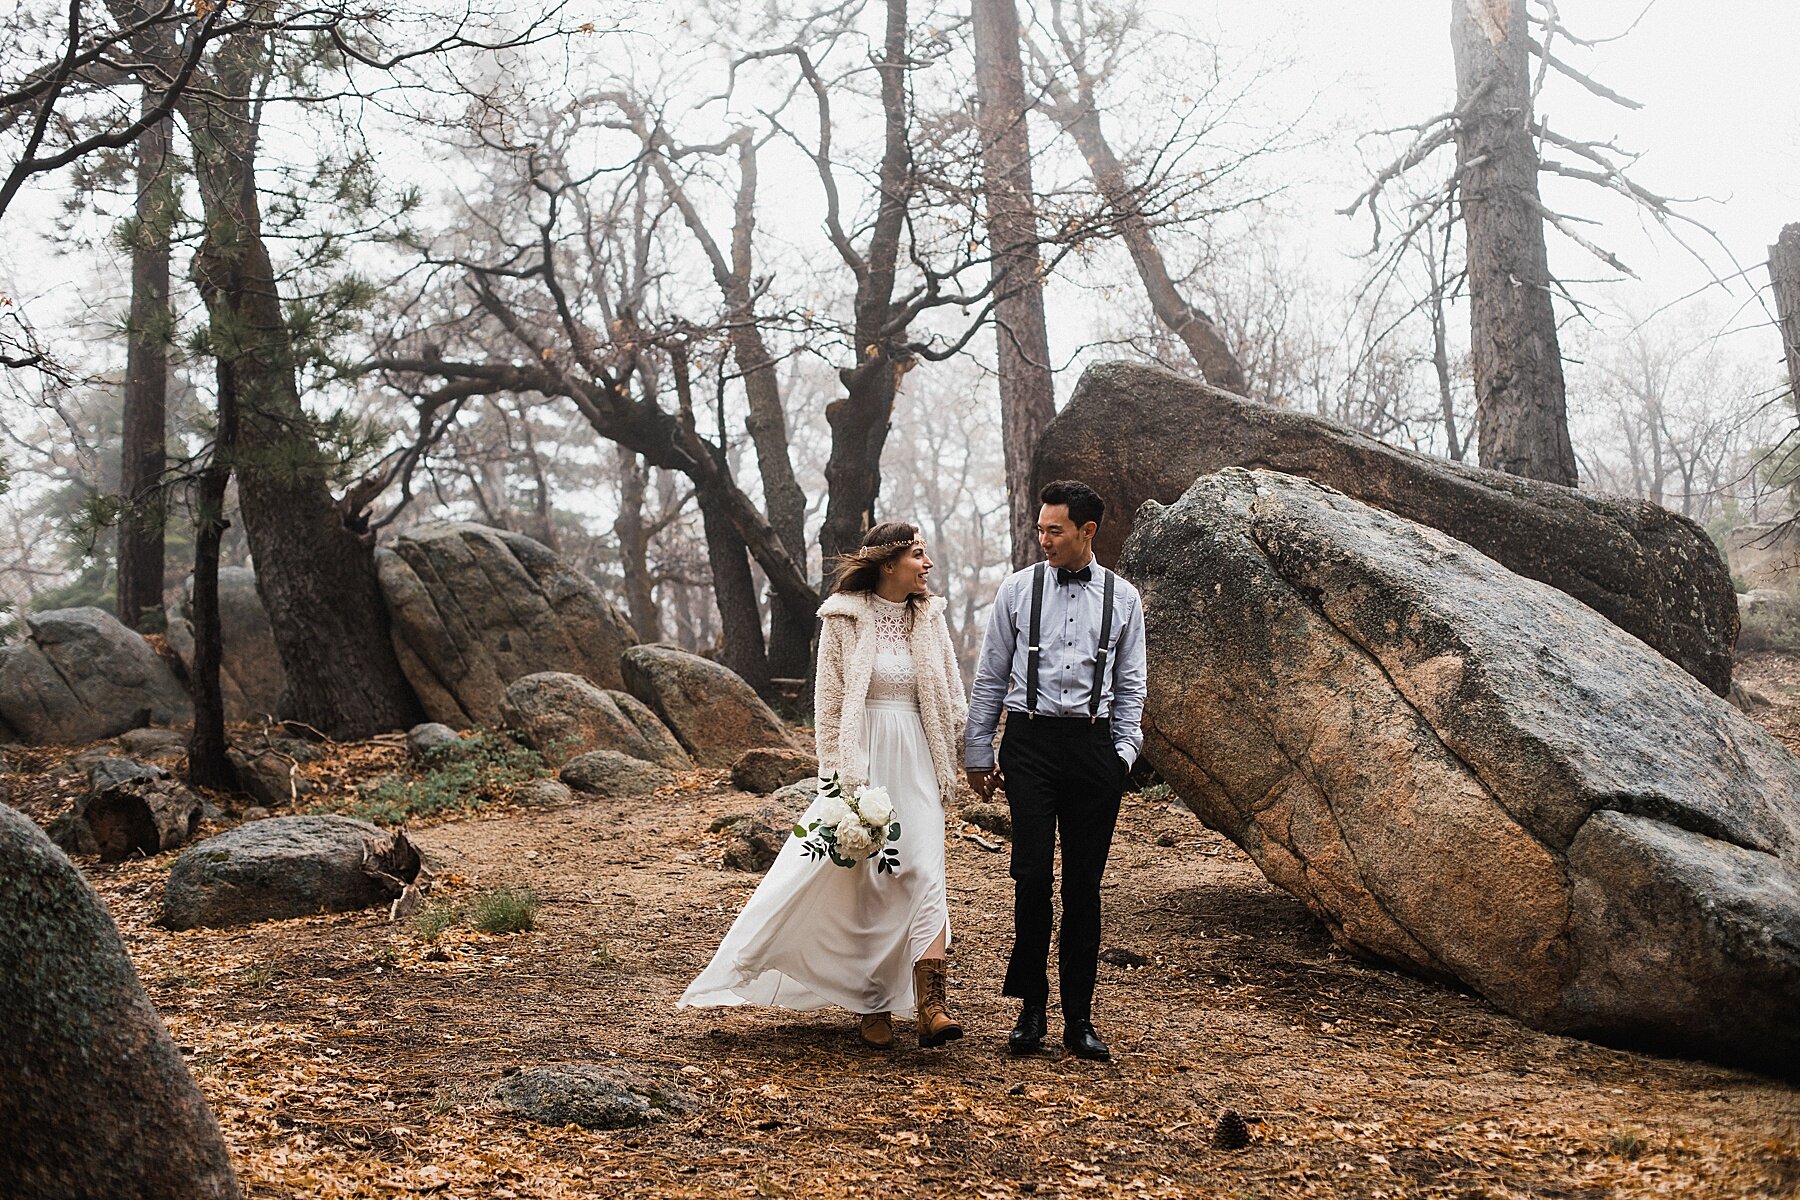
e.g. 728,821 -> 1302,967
1023,561 -> 1046,718
1089,566 -> 1116,719
1021,561 -> 1118,721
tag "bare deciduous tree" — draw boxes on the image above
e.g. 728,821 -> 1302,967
1026,0 -> 1249,393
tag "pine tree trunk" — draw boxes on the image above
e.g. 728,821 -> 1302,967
973,0 -> 1057,569
1452,0 -> 1578,487
117,87 -> 171,631
1770,223 -> 1800,409
179,38 -> 420,739
187,356 -> 237,791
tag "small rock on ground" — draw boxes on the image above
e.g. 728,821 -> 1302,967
407,723 -> 463,757
560,750 -> 675,798
490,1063 -> 695,1130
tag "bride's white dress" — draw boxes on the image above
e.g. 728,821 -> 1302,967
680,596 -> 949,1014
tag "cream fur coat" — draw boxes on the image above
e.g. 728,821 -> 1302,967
814,591 -> 969,802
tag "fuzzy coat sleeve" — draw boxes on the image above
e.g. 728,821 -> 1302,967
937,603 -> 968,736
813,614 -> 848,778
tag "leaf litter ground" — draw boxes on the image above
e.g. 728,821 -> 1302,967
42,661 -> 1800,1199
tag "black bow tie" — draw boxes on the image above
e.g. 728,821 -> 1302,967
1057,565 -> 1093,586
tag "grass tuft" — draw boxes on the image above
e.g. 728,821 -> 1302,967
471,886 -> 539,935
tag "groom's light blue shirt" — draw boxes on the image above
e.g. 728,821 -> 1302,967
964,558 -> 1148,772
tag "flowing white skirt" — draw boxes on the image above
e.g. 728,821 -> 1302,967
679,698 -> 949,1014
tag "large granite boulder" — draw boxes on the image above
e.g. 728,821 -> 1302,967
501,672 -> 691,769
0,607 -> 193,743
1119,468 -> 1800,1069
0,806 -> 241,1198
1035,360 -> 1738,695
161,815 -> 420,930
164,566 -> 286,722
620,645 -> 794,769
376,523 -> 637,727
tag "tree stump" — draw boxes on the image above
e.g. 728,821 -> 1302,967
85,777 -> 206,861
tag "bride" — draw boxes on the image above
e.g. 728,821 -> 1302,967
681,522 -> 969,1049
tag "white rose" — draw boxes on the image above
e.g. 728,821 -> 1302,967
814,792 -> 851,827
854,786 -> 894,827
834,814 -> 876,858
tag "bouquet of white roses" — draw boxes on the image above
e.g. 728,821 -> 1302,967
794,773 -> 902,873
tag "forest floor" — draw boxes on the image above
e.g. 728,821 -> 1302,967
11,652 -> 1800,1199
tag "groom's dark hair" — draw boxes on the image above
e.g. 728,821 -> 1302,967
1039,479 -> 1104,529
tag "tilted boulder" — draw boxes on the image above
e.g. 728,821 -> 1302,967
0,607 -> 193,743
161,815 -> 422,930
501,672 -> 691,769
1035,360 -> 1738,695
164,566 -> 286,722
1119,468 -> 1800,1069
621,645 -> 794,769
376,523 -> 637,727
0,806 -> 242,1198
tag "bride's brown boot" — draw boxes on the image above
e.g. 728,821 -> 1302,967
859,1012 -> 895,1049
913,958 -> 964,1048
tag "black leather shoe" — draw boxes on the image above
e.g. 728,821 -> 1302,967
1008,1002 -> 1047,1055
1062,1021 -> 1111,1061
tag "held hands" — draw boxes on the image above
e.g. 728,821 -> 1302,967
965,767 -> 1003,800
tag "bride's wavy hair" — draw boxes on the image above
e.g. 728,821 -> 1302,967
830,522 -> 925,616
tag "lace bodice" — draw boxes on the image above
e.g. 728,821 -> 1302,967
866,596 -> 918,705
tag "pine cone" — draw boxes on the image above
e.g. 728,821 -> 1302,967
1212,1108 -> 1250,1150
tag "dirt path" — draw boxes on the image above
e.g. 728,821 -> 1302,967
84,754 -> 1798,1200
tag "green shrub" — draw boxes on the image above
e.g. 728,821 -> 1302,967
471,886 -> 538,934
327,731 -> 548,824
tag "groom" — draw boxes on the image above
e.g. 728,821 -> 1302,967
965,479 -> 1147,1061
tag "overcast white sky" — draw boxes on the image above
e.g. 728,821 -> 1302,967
7,0 -> 1797,413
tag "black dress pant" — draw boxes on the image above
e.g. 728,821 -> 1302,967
998,711 -> 1128,1026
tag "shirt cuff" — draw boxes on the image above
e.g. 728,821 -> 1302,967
1114,743 -> 1136,771
964,747 -> 996,771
